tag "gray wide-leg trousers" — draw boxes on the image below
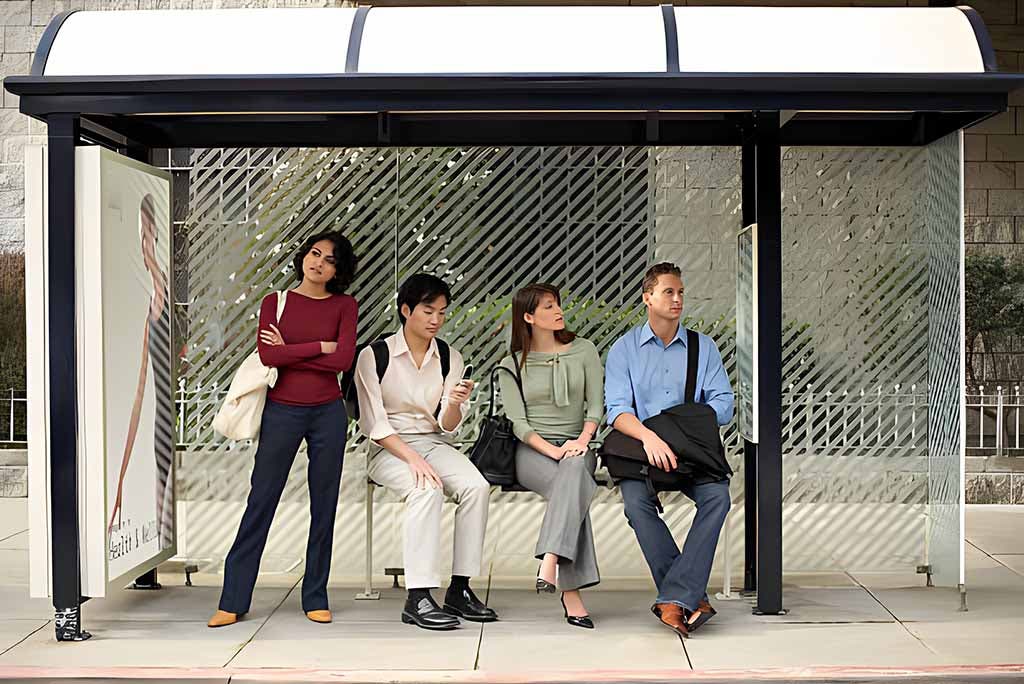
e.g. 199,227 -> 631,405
515,442 -> 601,591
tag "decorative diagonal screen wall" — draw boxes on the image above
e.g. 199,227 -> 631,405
172,143 -> 956,583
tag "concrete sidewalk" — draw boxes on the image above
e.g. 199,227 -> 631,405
0,504 -> 1021,682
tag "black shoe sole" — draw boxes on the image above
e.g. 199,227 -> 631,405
686,609 -> 714,633
658,617 -> 689,639
401,612 -> 459,630
442,604 -> 499,623
566,616 -> 595,629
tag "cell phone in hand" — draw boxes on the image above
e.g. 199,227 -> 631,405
459,364 -> 474,386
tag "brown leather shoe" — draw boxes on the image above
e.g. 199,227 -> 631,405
651,603 -> 689,638
207,610 -> 238,628
306,609 -> 332,624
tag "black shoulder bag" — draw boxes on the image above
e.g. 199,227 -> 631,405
468,358 -> 524,485
598,329 -> 701,507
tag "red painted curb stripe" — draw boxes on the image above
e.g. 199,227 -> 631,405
0,664 -> 1022,681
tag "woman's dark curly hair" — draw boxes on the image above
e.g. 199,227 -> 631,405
291,231 -> 358,294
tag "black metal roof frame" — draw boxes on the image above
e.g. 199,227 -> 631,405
4,71 -> 1021,148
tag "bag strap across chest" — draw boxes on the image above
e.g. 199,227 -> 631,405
684,328 -> 699,404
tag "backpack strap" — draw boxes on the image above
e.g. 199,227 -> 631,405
684,328 -> 699,404
370,339 -> 390,383
437,339 -> 451,380
435,338 -> 452,419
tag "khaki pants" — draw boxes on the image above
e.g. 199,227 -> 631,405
368,433 -> 490,589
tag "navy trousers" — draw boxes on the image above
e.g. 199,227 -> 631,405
620,478 -> 731,612
219,398 -> 347,614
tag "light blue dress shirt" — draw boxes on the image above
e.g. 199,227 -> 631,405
604,322 -> 734,427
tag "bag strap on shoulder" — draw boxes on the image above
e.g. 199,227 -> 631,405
437,339 -> 451,380
433,338 -> 453,420
486,354 -> 525,418
370,339 -> 390,383
684,328 -> 699,404
275,290 -> 288,322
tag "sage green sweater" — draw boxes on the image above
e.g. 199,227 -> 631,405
498,338 -> 605,442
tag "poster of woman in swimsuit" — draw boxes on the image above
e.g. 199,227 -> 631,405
100,152 -> 175,584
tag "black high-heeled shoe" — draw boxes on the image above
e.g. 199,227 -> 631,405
536,565 -> 556,594
561,594 -> 594,629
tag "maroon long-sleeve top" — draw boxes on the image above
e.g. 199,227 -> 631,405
257,290 -> 359,406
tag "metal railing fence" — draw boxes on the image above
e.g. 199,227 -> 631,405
1,383 -> 1012,456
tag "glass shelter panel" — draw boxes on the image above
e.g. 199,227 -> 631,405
780,147 -> 931,571
172,143 -> 959,582
925,132 -> 966,588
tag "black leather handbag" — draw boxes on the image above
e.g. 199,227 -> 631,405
468,361 -> 524,486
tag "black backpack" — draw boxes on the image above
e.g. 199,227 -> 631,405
340,336 -> 451,421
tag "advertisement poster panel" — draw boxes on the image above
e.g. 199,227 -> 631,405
26,147 -> 175,597
99,150 -> 175,585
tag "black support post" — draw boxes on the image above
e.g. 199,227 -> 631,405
754,111 -> 785,616
47,114 -> 91,642
741,135 -> 758,595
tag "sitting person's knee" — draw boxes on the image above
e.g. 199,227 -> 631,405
407,485 -> 444,507
620,483 -> 654,520
702,486 -> 731,517
461,478 -> 490,502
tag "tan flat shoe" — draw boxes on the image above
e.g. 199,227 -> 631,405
207,610 -> 238,628
306,609 -> 332,624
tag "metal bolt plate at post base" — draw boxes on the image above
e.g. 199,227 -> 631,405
752,607 -> 790,616
131,568 -> 162,590
54,607 -> 92,642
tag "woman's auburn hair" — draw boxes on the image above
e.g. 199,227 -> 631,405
510,283 -> 576,370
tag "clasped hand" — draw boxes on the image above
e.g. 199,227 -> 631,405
550,438 -> 588,461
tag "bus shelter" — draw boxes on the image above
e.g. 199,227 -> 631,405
5,4 -> 1022,642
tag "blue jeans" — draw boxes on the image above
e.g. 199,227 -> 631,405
219,398 -> 347,614
620,478 -> 731,611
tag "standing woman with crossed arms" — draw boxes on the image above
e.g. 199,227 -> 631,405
208,230 -> 358,628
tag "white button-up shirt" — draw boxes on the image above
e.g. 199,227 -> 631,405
355,330 -> 466,442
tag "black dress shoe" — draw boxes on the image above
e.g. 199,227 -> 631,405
402,594 -> 460,631
561,594 -> 594,629
443,585 -> 498,622
535,564 -> 557,594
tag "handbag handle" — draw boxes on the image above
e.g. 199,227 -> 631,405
486,356 -> 525,418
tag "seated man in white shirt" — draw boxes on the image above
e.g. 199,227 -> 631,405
355,273 -> 497,630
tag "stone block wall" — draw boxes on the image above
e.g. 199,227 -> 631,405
963,0 -> 1024,388
0,0 -> 358,250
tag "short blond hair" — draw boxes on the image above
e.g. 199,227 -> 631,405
642,262 -> 682,293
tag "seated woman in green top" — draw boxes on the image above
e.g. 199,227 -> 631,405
498,283 -> 604,629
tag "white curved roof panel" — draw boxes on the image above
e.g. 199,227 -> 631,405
357,6 -> 667,74
42,8 -> 357,76
674,7 -> 985,73
37,5 -> 992,78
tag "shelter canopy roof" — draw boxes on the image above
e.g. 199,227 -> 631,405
5,5 -> 1023,148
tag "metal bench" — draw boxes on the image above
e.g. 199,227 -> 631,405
356,470 -> 613,599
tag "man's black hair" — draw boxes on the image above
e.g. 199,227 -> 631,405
397,273 -> 452,325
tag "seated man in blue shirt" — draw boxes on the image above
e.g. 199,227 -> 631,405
604,262 -> 734,638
